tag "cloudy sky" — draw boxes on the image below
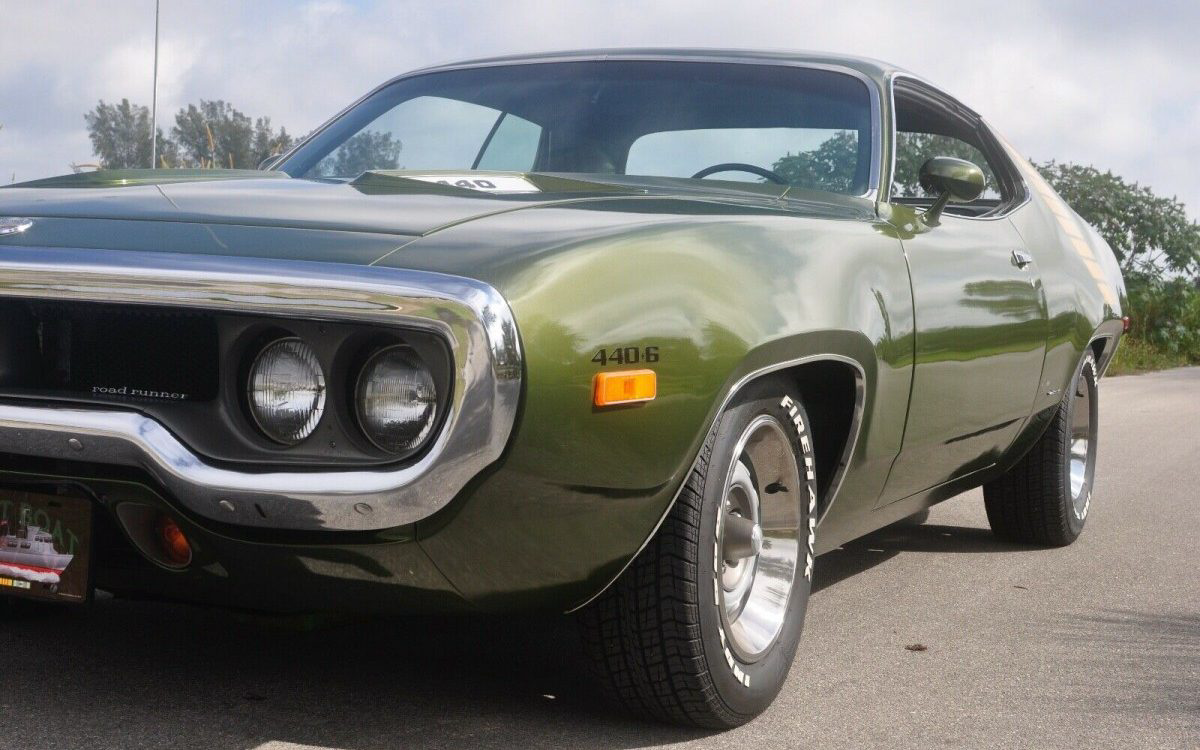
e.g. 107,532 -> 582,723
1,0 -> 1197,215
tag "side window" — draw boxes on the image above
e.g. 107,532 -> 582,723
891,81 -> 1015,212
893,133 -> 999,199
625,128 -> 865,194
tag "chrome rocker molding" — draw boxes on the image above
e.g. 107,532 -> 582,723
0,246 -> 523,532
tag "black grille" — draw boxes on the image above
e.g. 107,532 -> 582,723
0,301 -> 219,401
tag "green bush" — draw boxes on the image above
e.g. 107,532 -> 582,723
1108,336 -> 1191,376
1120,273 -> 1200,369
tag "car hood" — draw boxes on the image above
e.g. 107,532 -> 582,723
0,170 -> 874,265
0,170 -> 634,237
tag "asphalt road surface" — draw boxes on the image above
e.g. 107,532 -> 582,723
5,368 -> 1197,750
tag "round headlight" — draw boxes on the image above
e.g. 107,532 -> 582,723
247,337 -> 326,445
356,345 -> 437,454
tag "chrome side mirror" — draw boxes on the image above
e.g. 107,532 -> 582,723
919,156 -> 985,225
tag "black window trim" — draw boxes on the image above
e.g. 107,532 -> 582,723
886,72 -> 1030,220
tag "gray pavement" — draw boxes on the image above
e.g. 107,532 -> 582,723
4,368 -> 1198,749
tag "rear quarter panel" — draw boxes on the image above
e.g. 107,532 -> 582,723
995,132 -> 1126,417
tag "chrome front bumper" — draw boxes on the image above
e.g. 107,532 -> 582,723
0,247 -> 522,532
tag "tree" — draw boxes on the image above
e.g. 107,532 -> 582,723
251,117 -> 294,166
310,130 -> 402,178
771,130 -> 1000,197
173,100 -> 240,169
170,100 -> 294,169
85,98 -> 294,170
1036,161 -> 1200,367
83,99 -> 174,169
771,130 -> 860,194
1041,162 -> 1200,364
1035,161 -> 1199,277
892,132 -> 997,198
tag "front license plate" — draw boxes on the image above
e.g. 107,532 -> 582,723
0,489 -> 92,604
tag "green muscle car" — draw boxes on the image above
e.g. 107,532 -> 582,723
0,50 -> 1124,727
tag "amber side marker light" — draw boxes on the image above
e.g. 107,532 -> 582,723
594,369 -> 657,407
155,514 -> 193,567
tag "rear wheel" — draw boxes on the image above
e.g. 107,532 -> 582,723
984,350 -> 1099,546
580,379 -> 817,728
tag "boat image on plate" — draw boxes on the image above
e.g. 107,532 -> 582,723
0,509 -> 74,585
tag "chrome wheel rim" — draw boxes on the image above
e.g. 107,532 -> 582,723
1069,366 -> 1098,517
715,415 -> 802,662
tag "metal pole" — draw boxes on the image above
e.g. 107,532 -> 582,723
150,0 -> 160,168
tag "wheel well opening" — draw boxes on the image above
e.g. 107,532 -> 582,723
1089,337 -> 1108,367
780,360 -> 860,516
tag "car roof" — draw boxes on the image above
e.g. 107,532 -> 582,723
413,48 -> 908,86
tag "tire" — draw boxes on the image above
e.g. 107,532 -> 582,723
984,350 -> 1099,546
579,378 -> 817,728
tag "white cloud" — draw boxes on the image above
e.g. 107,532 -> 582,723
1,0 -> 1196,214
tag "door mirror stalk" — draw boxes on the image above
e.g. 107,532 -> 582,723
918,157 -> 986,225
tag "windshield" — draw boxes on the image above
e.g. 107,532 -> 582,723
280,61 -> 876,196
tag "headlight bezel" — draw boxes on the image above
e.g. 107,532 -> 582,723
234,322 -> 452,465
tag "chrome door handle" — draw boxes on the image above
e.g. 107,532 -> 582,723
1011,249 -> 1034,269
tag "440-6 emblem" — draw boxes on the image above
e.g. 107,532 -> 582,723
591,346 -> 659,366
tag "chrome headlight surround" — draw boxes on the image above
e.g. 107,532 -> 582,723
246,336 -> 327,445
0,246 -> 523,532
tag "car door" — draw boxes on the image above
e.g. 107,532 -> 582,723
878,78 -> 1048,504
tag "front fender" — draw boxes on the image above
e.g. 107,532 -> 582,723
385,198 -> 914,610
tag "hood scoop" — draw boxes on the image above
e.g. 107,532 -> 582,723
350,170 -> 646,197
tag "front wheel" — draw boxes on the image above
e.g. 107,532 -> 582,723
984,350 -> 1099,546
579,379 -> 817,728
